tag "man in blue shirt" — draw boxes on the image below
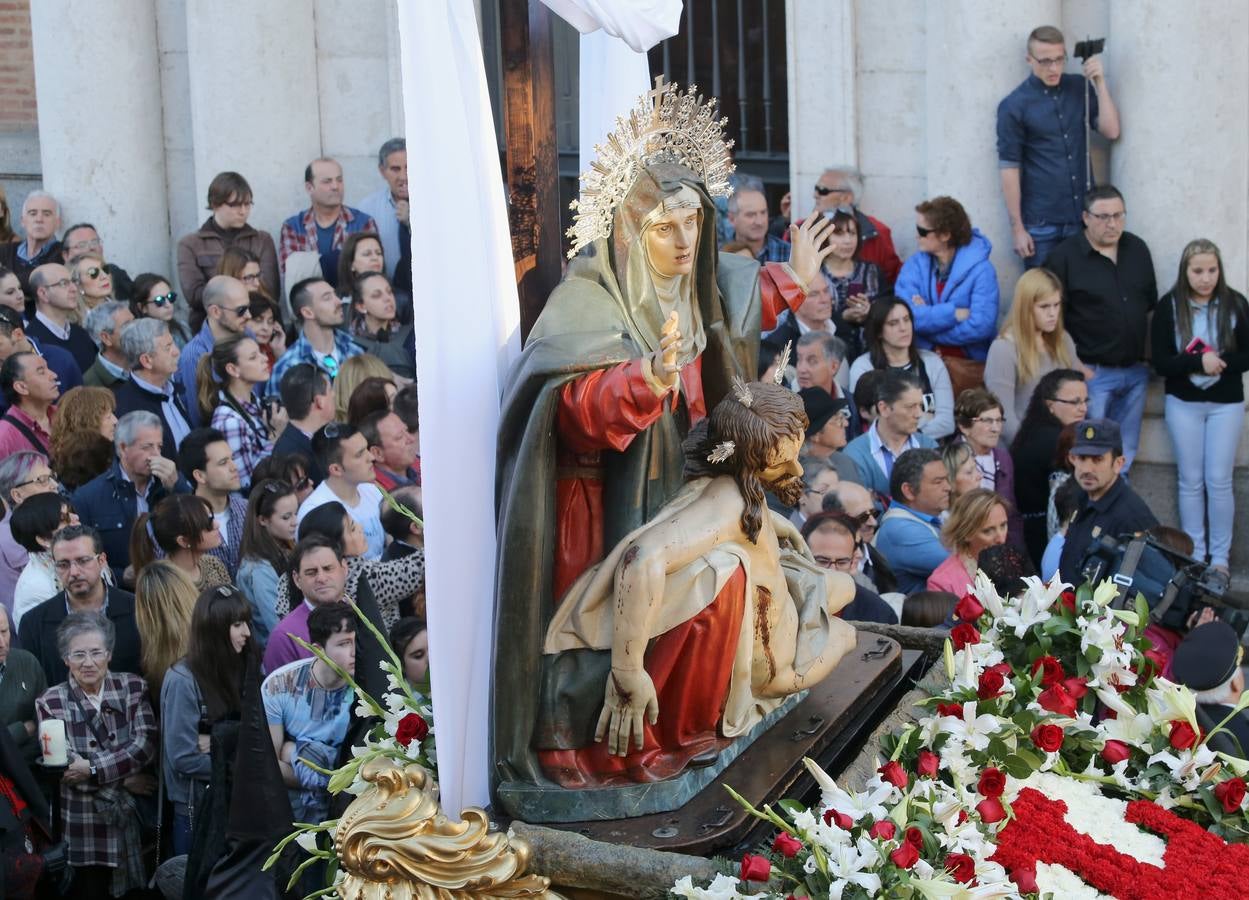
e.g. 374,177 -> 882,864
175,275 -> 253,427
843,372 -> 936,498
873,448 -> 951,595
997,25 -> 1121,268
267,278 -> 363,397
356,138 -> 408,282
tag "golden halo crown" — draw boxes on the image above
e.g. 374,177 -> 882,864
566,76 -> 735,259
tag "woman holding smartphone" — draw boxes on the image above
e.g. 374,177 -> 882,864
818,206 -> 884,360
1151,239 -> 1249,585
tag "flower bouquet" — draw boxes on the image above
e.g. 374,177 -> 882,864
670,575 -> 1249,899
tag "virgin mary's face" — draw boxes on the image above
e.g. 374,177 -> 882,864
643,206 -> 701,278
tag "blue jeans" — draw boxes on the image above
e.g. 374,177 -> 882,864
1086,363 -> 1150,471
1164,395 -> 1244,566
172,810 -> 193,856
1024,222 -> 1081,269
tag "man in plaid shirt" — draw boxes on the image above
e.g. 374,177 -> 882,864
267,278 -> 364,397
278,158 -> 377,284
35,612 -> 156,897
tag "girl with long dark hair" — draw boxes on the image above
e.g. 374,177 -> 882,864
131,494 -> 230,590
1151,239 -> 1249,580
160,584 -> 254,855
1009,368 -> 1087,565
847,296 -> 954,438
196,334 -> 288,490
237,479 -> 299,648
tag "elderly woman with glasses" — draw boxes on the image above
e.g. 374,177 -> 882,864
35,611 -> 157,898
0,452 -> 60,614
952,387 -> 1023,546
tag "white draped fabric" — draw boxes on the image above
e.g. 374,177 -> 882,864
396,0 -> 521,817
396,0 -> 679,818
539,0 -> 684,175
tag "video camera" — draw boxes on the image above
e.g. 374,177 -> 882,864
1074,37 -> 1105,62
1079,533 -> 1249,638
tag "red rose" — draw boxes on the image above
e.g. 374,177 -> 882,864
868,820 -> 896,841
395,713 -> 429,747
823,808 -> 853,830
976,797 -> 1006,824
1030,655 -> 1064,688
977,767 -> 1006,798
878,760 -> 908,789
1059,590 -> 1077,613
944,853 -> 976,884
953,592 -> 984,622
1101,740 -> 1131,765
1010,865 -> 1039,893
950,623 -> 980,650
936,702 -> 964,719
916,749 -> 940,777
1214,778 -> 1247,814
1169,720 -> 1198,751
890,841 -> 920,869
740,853 -> 771,883
1038,683 -> 1078,717
986,662 -> 1013,678
977,669 -> 1005,700
771,831 -> 803,858
1030,723 -> 1064,753
905,826 -> 924,851
1064,676 -> 1089,700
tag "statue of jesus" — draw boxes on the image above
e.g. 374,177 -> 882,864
535,382 -> 857,786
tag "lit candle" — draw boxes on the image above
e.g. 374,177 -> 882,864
38,720 -> 67,766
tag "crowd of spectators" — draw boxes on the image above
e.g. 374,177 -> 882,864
0,19 -> 1241,899
742,26 -> 1245,720
0,136 -> 426,896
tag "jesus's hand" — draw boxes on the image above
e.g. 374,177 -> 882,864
594,667 -> 659,756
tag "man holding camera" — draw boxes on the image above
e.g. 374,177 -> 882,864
1058,419 -> 1158,582
997,25 -> 1121,269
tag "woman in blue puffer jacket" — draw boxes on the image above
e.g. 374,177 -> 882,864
895,195 -> 1000,363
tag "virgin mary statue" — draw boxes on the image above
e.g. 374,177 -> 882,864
493,79 -> 835,793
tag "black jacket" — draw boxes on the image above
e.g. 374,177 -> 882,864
111,374 -> 193,457
1058,477 -> 1159,584
17,586 -> 144,687
1150,290 -> 1249,404
70,460 -> 191,582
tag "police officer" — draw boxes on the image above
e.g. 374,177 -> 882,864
1058,418 -> 1158,581
1172,620 -> 1249,758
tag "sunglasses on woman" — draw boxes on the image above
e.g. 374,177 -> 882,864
86,266 -> 108,279
147,292 -> 177,307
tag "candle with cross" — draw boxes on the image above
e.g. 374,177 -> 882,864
38,719 -> 67,766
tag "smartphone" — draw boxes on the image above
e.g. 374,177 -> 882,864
1185,337 -> 1213,355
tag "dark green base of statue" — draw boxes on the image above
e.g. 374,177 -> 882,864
499,633 -> 910,844
497,691 -> 808,824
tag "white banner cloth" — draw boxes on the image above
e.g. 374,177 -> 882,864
396,0 -> 521,818
540,0 -> 683,175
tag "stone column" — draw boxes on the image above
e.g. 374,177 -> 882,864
785,0 -> 855,222
1108,0 -> 1249,471
29,0 -> 171,275
924,0 -> 1061,297
1108,0 -> 1249,294
184,0 -> 323,241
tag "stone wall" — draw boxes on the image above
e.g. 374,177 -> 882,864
14,0 -> 405,280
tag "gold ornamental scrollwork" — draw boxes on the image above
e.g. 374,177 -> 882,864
335,758 -> 563,899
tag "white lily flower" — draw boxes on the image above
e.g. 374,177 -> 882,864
824,841 -> 883,899
1147,743 -> 1216,791
951,647 -> 980,692
971,571 -> 1005,617
1147,679 -> 1200,730
1097,709 -> 1154,746
1091,578 -> 1120,608
1078,614 -> 1124,657
803,759 -> 893,822
995,588 -> 1052,638
938,701 -> 1002,752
